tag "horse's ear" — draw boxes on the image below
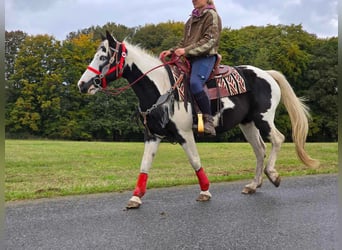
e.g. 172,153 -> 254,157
106,30 -> 116,47
101,33 -> 106,41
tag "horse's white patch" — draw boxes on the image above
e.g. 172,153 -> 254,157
220,97 -> 235,110
170,102 -> 193,130
140,138 -> 162,173
129,196 -> 142,205
200,190 -> 212,198
213,97 -> 235,125
77,40 -> 109,89
124,42 -> 171,94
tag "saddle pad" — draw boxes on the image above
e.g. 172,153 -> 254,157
173,66 -> 248,101
206,67 -> 248,100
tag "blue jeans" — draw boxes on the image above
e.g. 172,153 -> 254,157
189,55 -> 216,94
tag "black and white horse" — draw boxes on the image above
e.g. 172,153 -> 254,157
78,31 -> 319,208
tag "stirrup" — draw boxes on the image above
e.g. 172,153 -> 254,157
197,113 -> 204,133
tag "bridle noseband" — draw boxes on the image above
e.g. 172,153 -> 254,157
87,41 -> 127,89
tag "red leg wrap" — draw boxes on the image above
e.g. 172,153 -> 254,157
133,173 -> 148,198
196,167 -> 210,191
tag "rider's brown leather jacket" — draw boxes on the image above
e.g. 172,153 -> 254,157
173,7 -> 222,58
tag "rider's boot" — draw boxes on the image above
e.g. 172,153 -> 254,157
194,91 -> 216,136
202,114 -> 216,136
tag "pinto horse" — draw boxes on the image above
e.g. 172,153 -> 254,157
78,31 -> 319,209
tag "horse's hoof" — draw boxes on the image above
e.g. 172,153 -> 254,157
126,200 -> 140,209
264,169 -> 281,187
242,186 -> 256,194
196,194 -> 211,201
196,190 -> 211,202
126,196 -> 142,209
272,176 -> 281,187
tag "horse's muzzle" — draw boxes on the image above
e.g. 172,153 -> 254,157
78,81 -> 99,95
78,81 -> 90,94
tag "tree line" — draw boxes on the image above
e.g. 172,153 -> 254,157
5,22 -> 338,142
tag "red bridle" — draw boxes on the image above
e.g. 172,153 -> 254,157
86,42 -> 127,89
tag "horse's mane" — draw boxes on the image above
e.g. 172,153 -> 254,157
122,40 -> 172,94
123,40 -> 161,66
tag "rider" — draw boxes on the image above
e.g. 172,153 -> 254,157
159,0 -> 222,136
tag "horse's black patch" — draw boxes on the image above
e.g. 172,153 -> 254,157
124,63 -> 186,144
237,67 -> 272,138
210,67 -> 272,138
214,93 -> 252,133
124,63 -> 161,112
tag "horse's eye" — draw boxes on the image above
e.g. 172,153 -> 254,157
100,56 -> 107,61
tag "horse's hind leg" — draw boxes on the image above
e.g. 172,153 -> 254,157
264,126 -> 285,187
239,122 -> 266,194
126,138 -> 161,209
181,132 -> 211,201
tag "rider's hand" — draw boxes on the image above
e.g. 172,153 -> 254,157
174,48 -> 185,57
159,50 -> 172,59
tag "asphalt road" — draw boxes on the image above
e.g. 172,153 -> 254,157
5,174 -> 338,250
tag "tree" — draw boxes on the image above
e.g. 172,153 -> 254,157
5,30 -> 27,80
132,21 -> 184,53
6,34 -> 64,137
66,22 -> 134,42
304,37 -> 338,141
85,85 -> 141,141
5,31 -> 28,130
58,33 -> 99,140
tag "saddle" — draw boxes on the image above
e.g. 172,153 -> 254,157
167,54 -> 248,102
208,54 -> 232,80
206,54 -> 235,100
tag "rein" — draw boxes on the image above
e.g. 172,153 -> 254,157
99,53 -> 189,133
99,54 -> 189,97
85,42 -> 192,137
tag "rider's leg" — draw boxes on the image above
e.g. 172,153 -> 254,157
190,56 -> 216,136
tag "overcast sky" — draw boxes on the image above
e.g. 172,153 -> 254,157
5,0 -> 338,40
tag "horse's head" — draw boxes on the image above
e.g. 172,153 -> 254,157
78,31 -> 127,94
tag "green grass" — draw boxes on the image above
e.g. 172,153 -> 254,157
5,140 -> 338,201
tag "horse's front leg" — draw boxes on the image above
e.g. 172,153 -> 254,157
126,138 -> 161,209
181,131 -> 211,202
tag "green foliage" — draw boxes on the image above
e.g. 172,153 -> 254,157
85,80 -> 141,141
303,37 -> 338,141
5,30 -> 27,80
66,22 -> 134,42
131,21 -> 184,53
4,23 -> 338,141
6,35 -> 63,136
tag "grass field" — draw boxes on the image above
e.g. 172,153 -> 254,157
5,140 -> 338,201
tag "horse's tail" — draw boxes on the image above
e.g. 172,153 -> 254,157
266,70 -> 320,168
